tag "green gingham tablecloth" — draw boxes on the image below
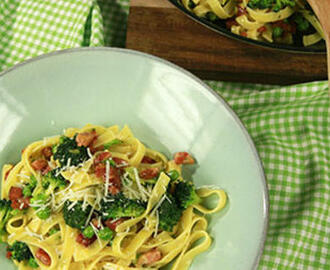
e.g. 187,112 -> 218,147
0,1 -> 329,269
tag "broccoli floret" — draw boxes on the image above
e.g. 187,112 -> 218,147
8,241 -> 32,262
158,193 -> 182,232
53,135 -> 89,167
100,193 -> 145,220
82,225 -> 95,239
42,169 -> 67,195
30,193 -> 49,206
247,0 -> 295,11
28,257 -> 39,268
23,175 -> 38,198
173,181 -> 201,209
30,193 -> 51,220
247,0 -> 273,9
273,0 -> 295,12
0,199 -> 19,238
0,199 -> 11,225
63,200 -> 92,230
29,169 -> 67,220
294,13 -> 310,32
98,227 -> 114,241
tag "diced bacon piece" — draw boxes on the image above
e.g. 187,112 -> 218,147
108,185 -> 120,195
139,168 -> 159,179
42,147 -> 53,159
89,135 -> 98,150
226,18 -> 238,29
240,31 -> 247,37
76,131 -> 97,147
31,159 -> 48,171
6,251 -> 12,259
90,145 -> 104,154
35,248 -> 51,266
9,187 -> 23,201
9,187 -> 30,209
174,152 -> 195,165
112,157 -> 128,167
10,200 -> 21,209
91,218 -> 101,229
19,197 -> 30,209
108,167 -> 121,193
237,6 -> 247,16
41,165 -> 52,176
141,156 -> 156,164
11,197 -> 30,210
76,233 -> 97,247
137,248 -> 162,266
94,151 -> 111,164
95,160 -> 121,193
257,26 -> 267,33
109,167 -> 121,183
105,218 -> 126,231
95,163 -> 106,178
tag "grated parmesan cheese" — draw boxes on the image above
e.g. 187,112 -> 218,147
90,222 -> 102,248
133,168 -> 151,201
105,161 -> 110,197
25,227 -> 44,241
151,194 -> 167,217
87,147 -> 93,159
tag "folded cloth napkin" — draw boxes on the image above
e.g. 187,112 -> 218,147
0,0 -> 329,269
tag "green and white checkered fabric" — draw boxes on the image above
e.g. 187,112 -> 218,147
0,1 -> 329,269
208,81 -> 329,269
0,0 -> 104,69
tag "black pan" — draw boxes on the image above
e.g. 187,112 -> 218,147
168,0 -> 326,54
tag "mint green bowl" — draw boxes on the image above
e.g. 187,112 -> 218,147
0,48 -> 268,270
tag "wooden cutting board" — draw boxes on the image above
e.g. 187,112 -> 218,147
126,0 -> 327,85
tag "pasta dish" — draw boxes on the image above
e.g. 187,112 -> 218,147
180,0 -> 324,46
0,124 -> 227,270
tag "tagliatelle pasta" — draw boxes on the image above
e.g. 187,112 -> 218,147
181,0 -> 324,46
0,124 -> 227,270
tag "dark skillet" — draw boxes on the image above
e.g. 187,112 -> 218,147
168,0 -> 326,54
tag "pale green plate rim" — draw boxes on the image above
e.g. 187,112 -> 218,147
0,47 -> 269,269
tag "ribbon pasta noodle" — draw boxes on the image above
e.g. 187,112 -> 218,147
181,0 -> 324,46
0,124 -> 227,270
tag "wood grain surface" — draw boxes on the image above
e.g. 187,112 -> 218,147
126,0 -> 327,85
305,0 -> 330,90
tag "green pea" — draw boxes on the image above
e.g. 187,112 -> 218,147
48,227 -> 59,236
167,170 -> 179,181
36,207 -> 51,220
98,227 -> 114,241
273,27 -> 283,38
82,226 -> 95,239
206,12 -> 217,21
